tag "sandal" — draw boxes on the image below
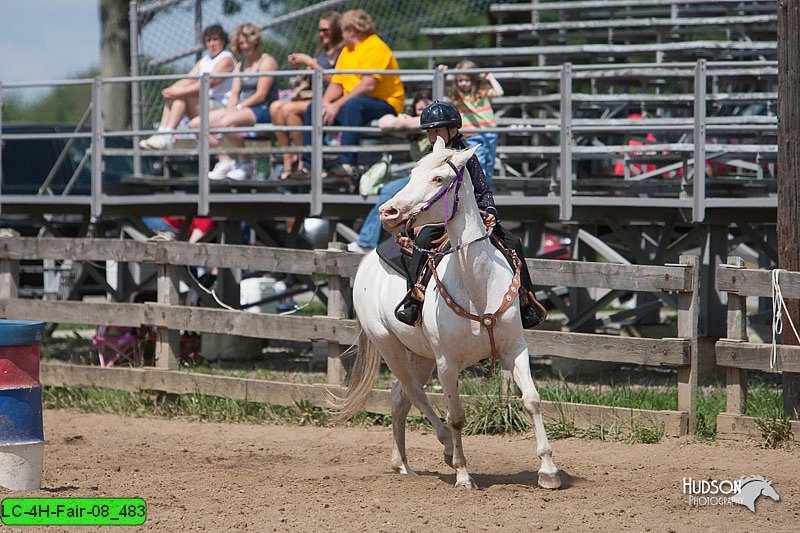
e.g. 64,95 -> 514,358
280,154 -> 298,180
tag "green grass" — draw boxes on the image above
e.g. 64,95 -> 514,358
43,372 -> 789,443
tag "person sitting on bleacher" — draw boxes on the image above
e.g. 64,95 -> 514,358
298,9 -> 405,180
449,59 -> 504,190
194,23 -> 279,181
140,24 -> 235,150
271,11 -> 344,180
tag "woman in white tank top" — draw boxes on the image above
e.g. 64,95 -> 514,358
140,24 -> 235,150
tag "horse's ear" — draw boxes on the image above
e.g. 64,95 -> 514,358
450,145 -> 479,170
433,136 -> 447,153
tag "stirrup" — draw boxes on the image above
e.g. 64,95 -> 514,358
394,294 -> 422,326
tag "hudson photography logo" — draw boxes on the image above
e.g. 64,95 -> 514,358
682,476 -> 780,512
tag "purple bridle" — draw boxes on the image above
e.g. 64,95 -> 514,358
407,159 -> 493,257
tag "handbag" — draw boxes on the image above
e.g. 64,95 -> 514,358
358,154 -> 392,196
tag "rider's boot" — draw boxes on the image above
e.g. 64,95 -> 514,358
394,295 -> 422,326
520,289 -> 547,329
395,277 -> 426,326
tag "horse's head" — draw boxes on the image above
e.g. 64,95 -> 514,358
379,137 -> 478,234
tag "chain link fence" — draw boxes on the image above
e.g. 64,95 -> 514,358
134,0 -> 508,127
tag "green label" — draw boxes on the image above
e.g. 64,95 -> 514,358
1,498 -> 146,526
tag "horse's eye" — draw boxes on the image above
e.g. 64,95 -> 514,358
433,176 -> 444,184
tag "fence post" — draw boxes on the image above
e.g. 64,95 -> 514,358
155,244 -> 180,370
677,254 -> 700,434
326,242 -> 349,385
0,229 -> 20,300
724,256 -> 748,414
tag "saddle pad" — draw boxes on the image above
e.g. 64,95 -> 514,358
376,238 -> 412,276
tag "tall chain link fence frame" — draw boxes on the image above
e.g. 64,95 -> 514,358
132,0 -> 506,127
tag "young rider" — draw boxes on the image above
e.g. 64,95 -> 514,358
393,100 -> 544,328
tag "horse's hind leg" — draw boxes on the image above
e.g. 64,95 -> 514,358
437,360 -> 477,489
390,353 -> 437,475
505,343 -> 561,489
376,340 -> 452,474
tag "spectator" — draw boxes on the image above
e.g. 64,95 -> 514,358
270,11 -> 343,180
298,9 -> 405,180
194,23 -> 279,181
140,24 -> 235,150
142,216 -> 214,244
449,59 -> 504,189
348,90 -> 433,253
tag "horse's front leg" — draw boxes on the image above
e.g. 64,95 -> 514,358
506,342 -> 561,489
437,359 -> 477,489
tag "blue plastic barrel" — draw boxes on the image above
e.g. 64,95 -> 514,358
0,320 -> 45,491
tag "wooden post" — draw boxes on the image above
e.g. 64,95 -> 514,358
0,228 -> 20,300
778,0 -> 800,419
326,242 -> 348,385
677,254 -> 700,434
155,260 -> 180,370
724,256 -> 747,414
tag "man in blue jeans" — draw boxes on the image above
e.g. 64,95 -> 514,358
299,9 -> 404,179
347,176 -> 410,252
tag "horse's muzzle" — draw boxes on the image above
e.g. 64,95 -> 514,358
379,204 -> 407,235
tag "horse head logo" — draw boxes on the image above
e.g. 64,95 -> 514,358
730,476 -> 780,513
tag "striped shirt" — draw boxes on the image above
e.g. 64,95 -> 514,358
455,93 -> 496,135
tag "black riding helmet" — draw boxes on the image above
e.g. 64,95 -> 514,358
419,100 -> 462,130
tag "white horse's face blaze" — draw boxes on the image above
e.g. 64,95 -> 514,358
379,137 -> 478,234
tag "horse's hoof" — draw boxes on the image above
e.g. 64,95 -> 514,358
538,472 -> 561,489
396,465 -> 418,476
455,477 -> 479,490
444,453 -> 454,468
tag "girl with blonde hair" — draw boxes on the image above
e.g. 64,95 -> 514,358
449,59 -> 504,189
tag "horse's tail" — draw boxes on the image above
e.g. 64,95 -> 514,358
329,324 -> 382,421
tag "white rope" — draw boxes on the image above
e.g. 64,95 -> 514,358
771,269 -> 800,369
186,265 -> 321,316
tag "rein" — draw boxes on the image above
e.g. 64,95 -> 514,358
426,249 -> 523,378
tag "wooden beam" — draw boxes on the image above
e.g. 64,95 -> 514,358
717,266 -> 800,298
717,413 -> 800,441
716,340 -> 800,372
526,259 -> 692,291
39,362 -> 687,437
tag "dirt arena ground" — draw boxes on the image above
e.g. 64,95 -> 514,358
2,409 -> 798,532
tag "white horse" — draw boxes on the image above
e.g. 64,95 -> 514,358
334,138 -> 560,489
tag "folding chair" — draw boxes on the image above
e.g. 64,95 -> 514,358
92,325 -> 143,367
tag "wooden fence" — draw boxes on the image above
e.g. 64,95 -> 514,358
0,236 -> 700,436
715,256 -> 800,439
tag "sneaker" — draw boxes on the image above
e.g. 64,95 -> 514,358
347,242 -> 373,253
324,163 -> 355,179
209,159 -> 236,180
226,161 -> 254,181
140,133 -> 174,150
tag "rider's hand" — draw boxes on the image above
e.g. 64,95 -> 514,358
482,213 -> 497,228
396,235 -> 412,249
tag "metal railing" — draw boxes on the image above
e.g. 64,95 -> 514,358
0,60 -> 778,222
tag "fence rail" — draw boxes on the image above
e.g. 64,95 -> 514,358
0,235 -> 702,436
